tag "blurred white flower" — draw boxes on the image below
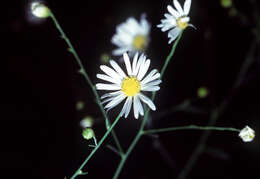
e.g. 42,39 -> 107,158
239,126 -> 255,142
31,2 -> 50,18
157,0 -> 194,44
80,116 -> 94,128
111,15 -> 151,57
96,52 -> 161,119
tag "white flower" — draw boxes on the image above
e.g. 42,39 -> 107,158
80,116 -> 94,128
239,126 -> 255,142
111,15 -> 151,56
96,52 -> 161,119
31,2 -> 50,18
157,0 -> 193,44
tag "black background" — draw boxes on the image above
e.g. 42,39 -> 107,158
3,0 -> 260,178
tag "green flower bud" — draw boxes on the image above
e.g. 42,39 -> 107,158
82,128 -> 95,140
197,87 -> 209,98
220,0 -> 232,8
76,101 -> 85,111
100,53 -> 110,63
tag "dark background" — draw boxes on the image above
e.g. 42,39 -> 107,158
3,0 -> 260,178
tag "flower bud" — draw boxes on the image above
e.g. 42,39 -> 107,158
82,128 -> 95,140
76,101 -> 85,111
197,87 -> 209,98
239,126 -> 255,142
31,2 -> 50,18
220,0 -> 232,8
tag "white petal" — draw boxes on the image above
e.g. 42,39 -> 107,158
112,47 -> 129,56
141,70 -> 160,85
136,96 -> 144,116
184,0 -> 191,15
100,65 -> 123,81
133,96 -> 140,119
104,93 -> 126,109
123,53 -> 132,75
139,93 -> 156,111
96,83 -> 121,90
101,96 -> 114,105
142,79 -> 162,87
140,16 -> 151,34
132,52 -> 139,73
167,5 -> 180,18
120,97 -> 132,118
141,85 -> 160,92
168,27 -> 181,44
137,59 -> 150,81
101,91 -> 122,99
180,17 -> 190,23
110,60 -> 126,78
174,0 -> 184,16
97,74 -> 121,84
133,54 -> 145,76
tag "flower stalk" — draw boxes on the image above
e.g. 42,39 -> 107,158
143,125 -> 240,134
48,10 -> 124,155
71,114 -> 121,179
113,31 -> 182,179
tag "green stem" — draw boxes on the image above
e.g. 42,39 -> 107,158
234,39 -> 257,88
160,31 -> 183,78
177,36 -> 257,179
113,133 -> 142,179
49,11 -> 124,155
143,125 -> 240,134
112,33 -> 183,179
176,102 -> 227,179
71,114 -> 121,179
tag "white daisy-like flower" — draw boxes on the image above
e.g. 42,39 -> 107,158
157,0 -> 193,44
111,15 -> 151,57
96,52 -> 161,119
238,126 -> 255,142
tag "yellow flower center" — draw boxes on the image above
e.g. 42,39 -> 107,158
132,35 -> 147,50
177,17 -> 188,30
121,77 -> 141,96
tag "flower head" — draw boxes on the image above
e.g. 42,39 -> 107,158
96,52 -> 161,119
239,126 -> 255,142
111,15 -> 151,56
157,0 -> 193,44
31,2 -> 50,18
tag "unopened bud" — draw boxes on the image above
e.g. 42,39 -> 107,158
239,126 -> 255,142
197,87 -> 209,98
220,0 -> 232,8
31,2 -> 50,18
76,101 -> 85,111
82,128 -> 95,140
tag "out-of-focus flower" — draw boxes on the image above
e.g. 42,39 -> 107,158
96,52 -> 161,119
31,2 -> 50,18
158,0 -> 194,44
220,0 -> 232,8
76,101 -> 85,111
82,128 -> 95,140
100,53 -> 110,64
111,15 -> 151,57
239,126 -> 255,142
197,87 -> 209,98
80,116 -> 94,128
